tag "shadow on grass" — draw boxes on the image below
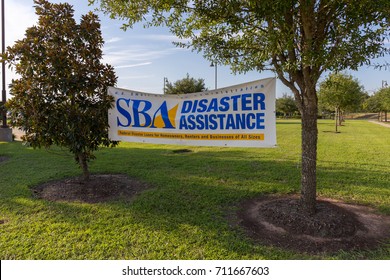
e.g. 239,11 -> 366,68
1,144 -> 389,259
276,121 -> 302,125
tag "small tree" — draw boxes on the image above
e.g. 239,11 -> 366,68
5,0 -> 118,181
318,73 -> 366,131
165,73 -> 207,94
365,87 -> 390,122
276,94 -> 299,118
378,88 -> 390,122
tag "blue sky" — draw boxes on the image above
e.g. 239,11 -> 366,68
4,0 -> 390,98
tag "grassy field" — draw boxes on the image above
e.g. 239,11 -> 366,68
0,120 -> 389,259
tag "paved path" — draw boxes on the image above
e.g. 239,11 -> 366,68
368,120 -> 390,128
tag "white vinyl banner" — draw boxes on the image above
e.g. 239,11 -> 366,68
108,78 -> 276,147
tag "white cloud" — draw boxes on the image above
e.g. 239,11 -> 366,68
115,62 -> 152,69
103,46 -> 185,66
135,34 -> 190,44
121,75 -> 154,80
106,37 -> 122,44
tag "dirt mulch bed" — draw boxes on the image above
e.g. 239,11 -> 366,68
234,195 -> 390,254
32,174 -> 152,203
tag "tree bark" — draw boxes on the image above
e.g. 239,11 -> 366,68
78,153 -> 90,181
300,92 -> 318,215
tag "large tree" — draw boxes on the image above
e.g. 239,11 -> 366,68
5,0 -> 118,180
318,73 -> 366,131
91,0 -> 390,214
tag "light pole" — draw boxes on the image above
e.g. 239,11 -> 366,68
0,0 -> 11,142
210,61 -> 217,89
163,77 -> 168,94
1,0 -> 7,128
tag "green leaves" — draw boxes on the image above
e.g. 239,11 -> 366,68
276,94 -> 299,118
365,87 -> 390,113
318,73 -> 366,113
91,0 -> 390,88
5,0 -> 118,179
164,73 -> 207,94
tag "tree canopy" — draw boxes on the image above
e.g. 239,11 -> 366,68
318,73 -> 366,130
5,0 -> 118,180
91,0 -> 390,214
365,87 -> 390,121
91,0 -> 390,98
375,88 -> 390,114
276,94 -> 299,118
165,73 -> 206,94
319,73 -> 365,112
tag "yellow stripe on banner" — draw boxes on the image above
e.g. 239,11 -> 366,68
118,130 -> 264,141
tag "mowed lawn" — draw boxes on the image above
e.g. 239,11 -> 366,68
0,120 -> 389,259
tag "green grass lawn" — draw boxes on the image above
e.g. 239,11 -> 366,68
0,120 -> 389,259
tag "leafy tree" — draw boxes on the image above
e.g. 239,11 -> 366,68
378,88 -> 390,122
165,73 -> 206,94
364,94 -> 382,113
318,73 -> 366,131
365,87 -> 390,122
5,0 -> 118,180
91,0 -> 390,214
276,94 -> 299,118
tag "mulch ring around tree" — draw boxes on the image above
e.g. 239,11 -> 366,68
234,195 -> 390,254
32,174 -> 152,203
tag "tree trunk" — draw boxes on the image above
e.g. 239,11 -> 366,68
78,153 -> 90,181
275,63 -> 319,215
339,110 -> 344,126
300,94 -> 318,215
